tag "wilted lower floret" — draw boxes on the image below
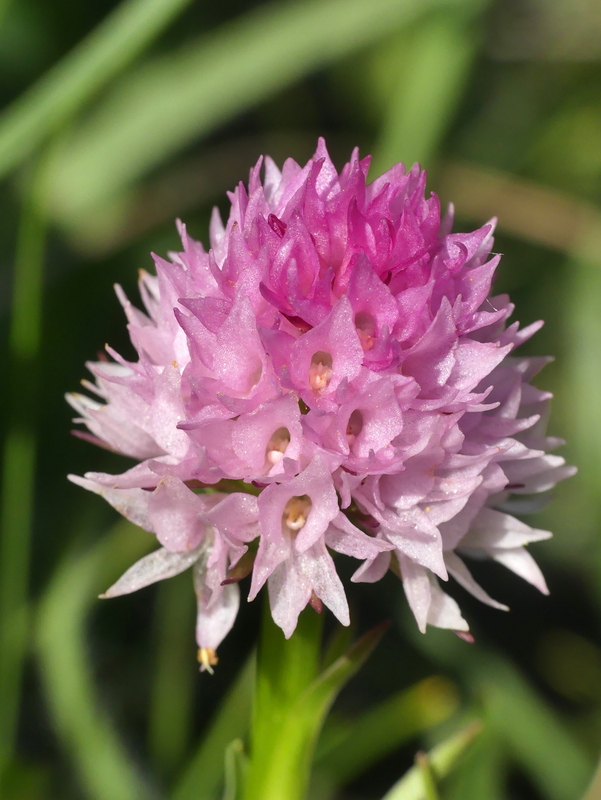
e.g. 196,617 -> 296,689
68,139 -> 574,661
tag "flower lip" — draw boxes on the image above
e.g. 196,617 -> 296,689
309,351 -> 333,393
354,311 -> 376,351
282,495 -> 313,534
346,409 -> 363,448
266,426 -> 291,466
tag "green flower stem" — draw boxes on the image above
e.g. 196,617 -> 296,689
0,164 -> 46,777
244,601 -> 323,800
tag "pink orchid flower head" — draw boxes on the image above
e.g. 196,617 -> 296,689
68,138 -> 574,669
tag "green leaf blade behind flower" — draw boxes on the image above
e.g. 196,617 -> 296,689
172,656 -> 255,800
314,675 -> 459,786
369,6 -> 485,176
480,656 -> 592,800
34,0 -> 487,235
0,0 -> 194,177
35,521 -> 154,800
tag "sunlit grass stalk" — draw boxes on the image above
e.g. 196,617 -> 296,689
0,165 -> 46,776
415,751 -> 440,800
382,722 -> 482,800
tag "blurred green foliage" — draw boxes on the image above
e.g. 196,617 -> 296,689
1,0 -> 601,798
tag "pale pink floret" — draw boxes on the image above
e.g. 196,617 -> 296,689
69,138 -> 574,655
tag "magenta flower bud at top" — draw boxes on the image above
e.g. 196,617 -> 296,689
68,138 -> 574,666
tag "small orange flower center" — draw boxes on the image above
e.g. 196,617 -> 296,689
346,409 -> 363,447
266,427 -> 291,465
283,495 -> 312,533
309,351 -> 333,393
355,312 -> 376,351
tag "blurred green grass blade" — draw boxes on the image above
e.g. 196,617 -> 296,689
0,0 -> 193,177
0,430 -> 36,774
414,751 -> 441,800
0,0 -> 12,28
148,574 -> 196,777
582,755 -> 601,800
35,521 -> 153,800
370,6 -> 485,176
0,163 -> 46,778
405,623 -> 593,800
382,721 -> 482,800
481,656 -> 592,800
314,676 -> 459,785
444,727 -> 505,800
562,257 -> 601,556
36,0 -> 477,228
172,655 -> 255,800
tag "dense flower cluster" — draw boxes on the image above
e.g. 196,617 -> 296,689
69,139 -> 573,669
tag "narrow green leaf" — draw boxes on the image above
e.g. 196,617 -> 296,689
36,0 -> 480,229
315,676 -> 459,785
382,721 -> 482,800
0,0 -> 193,177
35,521 -> 153,800
172,655 -> 255,800
321,622 -> 354,671
406,626 -> 594,800
560,257 -> 601,557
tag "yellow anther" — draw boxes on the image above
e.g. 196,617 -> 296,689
198,647 -> 219,674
